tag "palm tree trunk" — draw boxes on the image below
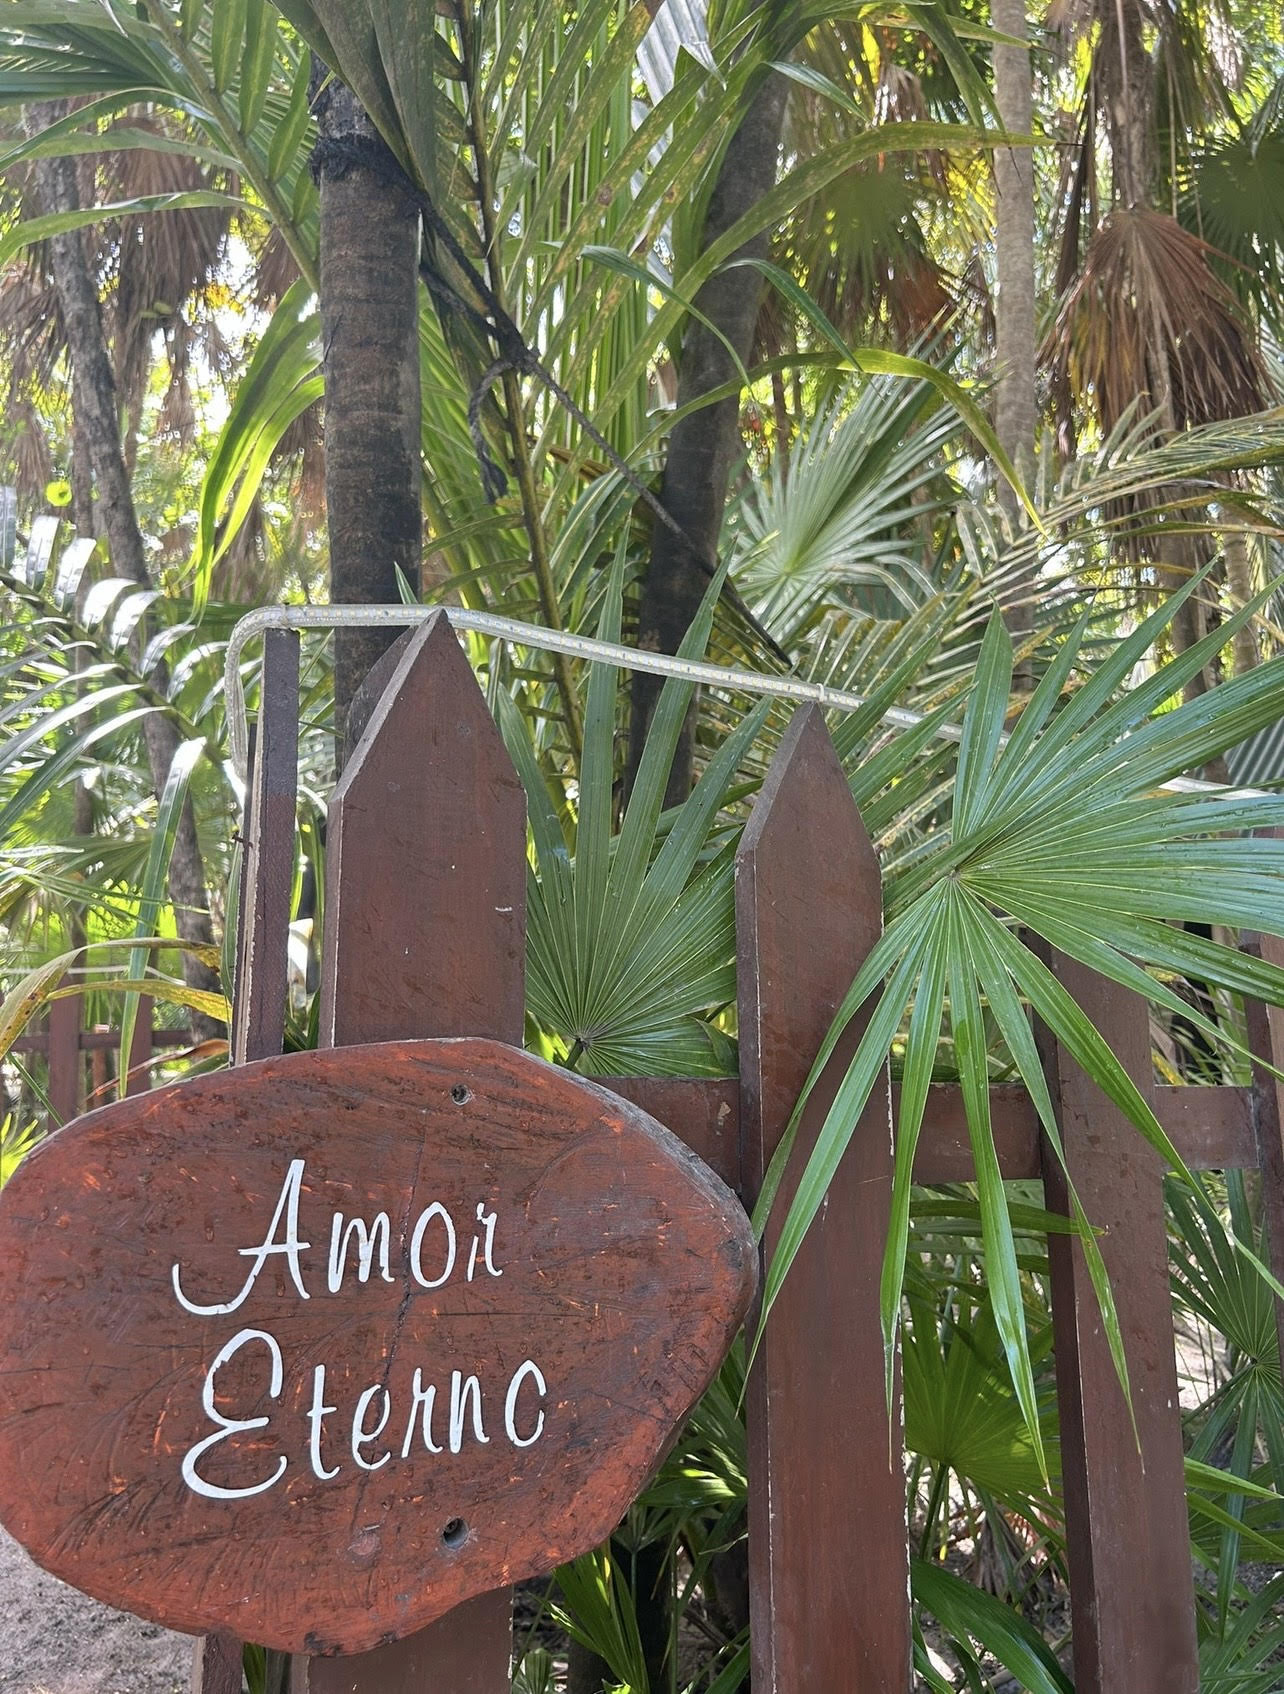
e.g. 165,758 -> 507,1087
312,69 -> 423,762
1105,0 -> 1155,209
628,63 -> 789,802
29,106 -> 221,1039
991,0 -> 1038,659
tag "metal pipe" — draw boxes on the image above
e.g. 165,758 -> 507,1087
221,603 -> 1263,800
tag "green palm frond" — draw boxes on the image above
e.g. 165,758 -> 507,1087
758,578 -> 1284,1457
912,1556 -> 1073,1694
730,372 -> 957,639
506,551 -> 767,1076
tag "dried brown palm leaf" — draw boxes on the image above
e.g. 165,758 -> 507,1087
0,256 -> 63,393
1045,207 -> 1270,687
99,117 -> 236,422
251,226 -> 302,310
1045,207 -> 1267,443
155,317 -> 196,444
3,396 -> 54,505
760,34 -> 968,357
762,160 -> 960,357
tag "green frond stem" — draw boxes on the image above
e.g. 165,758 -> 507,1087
456,0 -> 582,768
140,0 -> 320,292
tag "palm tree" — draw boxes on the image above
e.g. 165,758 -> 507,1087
1043,0 -> 1274,689
990,0 -> 1038,631
8,6 -> 1284,1688
311,63 -> 422,749
26,102 -> 221,1030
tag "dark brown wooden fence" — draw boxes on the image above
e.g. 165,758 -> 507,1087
164,616 -> 1282,1692
14,992 -> 189,1122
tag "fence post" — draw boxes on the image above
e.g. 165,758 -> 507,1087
233,627 -> 301,1068
1037,956 -> 1197,1694
290,611 -> 525,1694
124,997 -> 153,1096
193,626 -> 299,1694
736,705 -> 909,1693
1242,933 -> 1284,1365
46,987 -> 81,1127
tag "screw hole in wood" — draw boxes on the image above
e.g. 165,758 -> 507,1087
450,1084 -> 472,1105
442,1518 -> 468,1549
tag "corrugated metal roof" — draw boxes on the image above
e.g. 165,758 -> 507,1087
1226,716 -> 1284,787
636,0 -> 713,104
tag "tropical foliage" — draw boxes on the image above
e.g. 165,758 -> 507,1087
3,1 -> 1284,1688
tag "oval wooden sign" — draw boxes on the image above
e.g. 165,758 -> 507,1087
0,1039 -> 755,1654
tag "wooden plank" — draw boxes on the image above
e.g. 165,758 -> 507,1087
736,705 -> 909,1693
12,1030 -> 191,1055
302,612 -> 525,1693
190,1631 -> 242,1694
233,628 -> 300,1068
125,995 -> 153,1095
0,1039 -> 753,1653
907,1083 -> 1256,1184
595,1077 -> 1258,1194
319,616 -> 525,1048
1037,955 -> 1197,1694
601,1076 -> 740,1191
912,1084 -> 1042,1182
287,1594 -> 504,1694
195,631 -> 301,1694
1155,1082 -> 1257,1172
46,987 -> 81,1127
1241,933 -> 1284,1364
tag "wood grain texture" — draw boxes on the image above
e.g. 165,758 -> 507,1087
287,1592 -> 509,1694
736,705 -> 910,1693
320,613 -> 525,1049
124,998 -> 153,1096
1037,955 -> 1198,1694
46,986 -> 80,1126
190,1632 -> 242,1694
602,1077 -> 740,1193
549,1078 -> 1258,1196
195,631 -> 299,1694
0,1039 -> 756,1656
233,628 -> 299,1069
911,1083 -> 1043,1182
908,1082 -> 1255,1182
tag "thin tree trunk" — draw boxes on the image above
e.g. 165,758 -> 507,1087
312,69 -> 423,763
991,0 -> 1038,663
1106,0 -> 1155,209
629,63 -> 789,803
566,1640 -> 613,1694
70,414 -> 94,540
29,107 -> 221,1040
1224,526 -> 1259,676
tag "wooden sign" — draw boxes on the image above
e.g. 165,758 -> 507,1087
0,1039 -> 756,1655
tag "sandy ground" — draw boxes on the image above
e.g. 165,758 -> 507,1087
0,1529 -> 194,1694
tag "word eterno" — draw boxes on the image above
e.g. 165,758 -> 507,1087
180,1333 -> 548,1500
168,1159 -> 550,1500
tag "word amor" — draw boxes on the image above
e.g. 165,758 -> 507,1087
170,1159 -> 548,1500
